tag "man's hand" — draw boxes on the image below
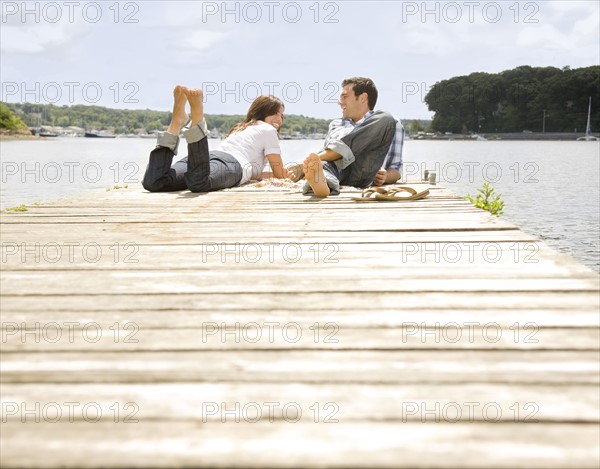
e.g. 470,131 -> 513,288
287,162 -> 305,182
373,169 -> 387,186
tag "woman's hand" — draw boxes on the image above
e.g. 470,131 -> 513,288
286,162 -> 305,182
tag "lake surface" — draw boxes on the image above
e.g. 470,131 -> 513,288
1,138 -> 598,272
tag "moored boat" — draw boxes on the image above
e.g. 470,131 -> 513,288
577,97 -> 599,141
84,131 -> 116,138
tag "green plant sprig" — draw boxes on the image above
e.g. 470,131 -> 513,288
466,182 -> 505,216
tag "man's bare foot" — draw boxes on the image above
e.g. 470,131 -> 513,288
183,88 -> 204,127
166,85 -> 189,135
303,153 -> 330,197
287,162 -> 305,182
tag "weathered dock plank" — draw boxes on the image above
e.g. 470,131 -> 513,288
2,422 -> 599,468
3,291 -> 598,311
3,350 -> 598,384
3,326 -> 599,351
4,382 -> 599,422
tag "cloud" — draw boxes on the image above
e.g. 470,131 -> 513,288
516,10 -> 599,60
545,0 -> 598,15
517,24 -> 568,50
573,13 -> 600,43
176,30 -> 229,53
0,22 -> 89,54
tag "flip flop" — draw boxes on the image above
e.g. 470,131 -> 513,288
375,186 -> 430,201
351,186 -> 430,202
351,187 -> 389,202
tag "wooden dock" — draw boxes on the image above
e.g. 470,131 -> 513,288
1,183 -> 599,468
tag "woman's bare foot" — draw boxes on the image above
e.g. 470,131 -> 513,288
183,88 -> 204,127
303,153 -> 330,197
166,85 -> 189,135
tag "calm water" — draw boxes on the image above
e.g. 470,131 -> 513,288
1,138 -> 599,272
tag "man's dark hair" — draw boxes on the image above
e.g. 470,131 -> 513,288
342,77 -> 378,110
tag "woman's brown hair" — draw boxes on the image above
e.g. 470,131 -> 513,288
224,95 -> 284,138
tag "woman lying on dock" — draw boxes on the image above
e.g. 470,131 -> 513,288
142,86 -> 287,193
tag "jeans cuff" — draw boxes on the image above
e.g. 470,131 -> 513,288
156,132 -> 180,155
183,118 -> 209,143
302,174 -> 340,196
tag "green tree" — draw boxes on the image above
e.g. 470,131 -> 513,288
425,65 -> 599,133
0,102 -> 29,130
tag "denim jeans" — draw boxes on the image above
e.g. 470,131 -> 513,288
304,111 -> 397,196
142,122 -> 242,193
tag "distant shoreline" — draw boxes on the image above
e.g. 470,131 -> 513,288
0,133 -> 40,141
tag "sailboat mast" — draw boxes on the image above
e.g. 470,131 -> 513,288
586,96 -> 592,136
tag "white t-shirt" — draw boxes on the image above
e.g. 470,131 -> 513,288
219,121 -> 281,184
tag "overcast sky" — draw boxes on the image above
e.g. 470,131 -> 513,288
1,0 -> 598,119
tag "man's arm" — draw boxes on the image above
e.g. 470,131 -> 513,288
318,148 -> 342,162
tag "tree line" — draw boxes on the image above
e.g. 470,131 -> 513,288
425,65 -> 599,133
4,101 -> 433,136
4,102 -> 333,135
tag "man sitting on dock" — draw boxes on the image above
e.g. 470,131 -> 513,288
289,77 -> 404,197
